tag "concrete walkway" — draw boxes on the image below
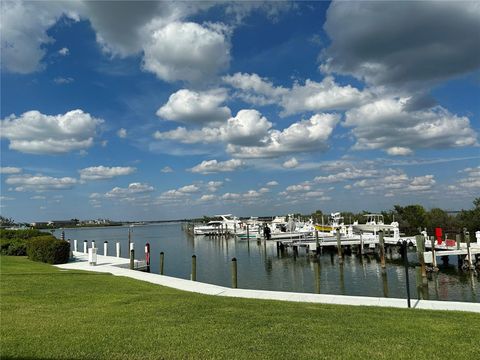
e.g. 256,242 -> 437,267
55,252 -> 480,313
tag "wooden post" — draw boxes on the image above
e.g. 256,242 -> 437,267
160,252 -> 164,275
415,266 -> 423,299
128,227 -> 131,252
315,230 -> 320,255
379,230 -> 386,269
91,240 -> 96,249
191,255 -> 196,281
456,234 -> 462,267
246,224 -> 250,242
83,240 -> 88,254
360,231 -> 364,256
429,236 -> 438,270
104,241 -> 108,256
415,235 -> 427,278
231,257 -> 238,288
336,229 -> 343,264
465,232 -> 474,270
381,270 -> 389,297
116,242 -> 121,258
129,249 -> 134,270
74,239 -> 78,252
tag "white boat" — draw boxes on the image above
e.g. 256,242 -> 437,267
257,215 -> 315,240
353,214 -> 399,234
236,217 -> 262,239
193,214 -> 242,235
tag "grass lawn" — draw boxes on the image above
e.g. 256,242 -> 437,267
1,256 -> 479,359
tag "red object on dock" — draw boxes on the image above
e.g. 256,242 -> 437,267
446,239 -> 456,247
435,228 -> 443,245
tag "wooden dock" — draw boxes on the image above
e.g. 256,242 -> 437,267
274,232 -> 480,272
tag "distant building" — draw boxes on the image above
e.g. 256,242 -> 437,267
30,222 -> 49,228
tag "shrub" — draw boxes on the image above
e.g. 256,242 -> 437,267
0,229 -> 54,256
0,237 -> 28,256
26,236 -> 70,264
0,229 -> 47,240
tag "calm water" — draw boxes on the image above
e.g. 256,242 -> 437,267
59,223 -> 479,303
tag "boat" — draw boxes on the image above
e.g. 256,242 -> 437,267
256,215 -> 315,240
352,214 -> 399,234
193,215 -> 242,235
236,217 -> 262,239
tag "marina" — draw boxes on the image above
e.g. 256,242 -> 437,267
56,251 -> 480,313
60,222 -> 480,303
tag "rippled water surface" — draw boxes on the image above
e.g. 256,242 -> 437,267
60,223 -> 479,303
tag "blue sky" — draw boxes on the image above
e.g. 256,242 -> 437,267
1,1 -> 479,222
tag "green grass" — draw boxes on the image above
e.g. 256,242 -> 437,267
1,256 -> 479,359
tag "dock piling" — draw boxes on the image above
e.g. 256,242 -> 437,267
379,230 -> 386,269
160,252 -> 164,275
129,249 -> 134,270
104,241 -> 108,256
74,239 -> 78,252
145,243 -> 150,273
465,231 -> 474,270
116,242 -> 120,258
456,234 -> 462,267
415,235 -> 427,279
231,257 -> 238,288
83,240 -> 87,254
429,236 -> 438,271
402,241 -> 411,308
336,230 -> 343,264
191,255 -> 197,281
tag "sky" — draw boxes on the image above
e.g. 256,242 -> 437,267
1,0 -> 479,222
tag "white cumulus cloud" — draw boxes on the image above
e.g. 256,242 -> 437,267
1,109 -> 103,155
6,174 -> 77,192
228,113 -> 340,158
157,88 -> 231,125
282,157 -> 299,169
106,183 -> 155,198
160,166 -> 173,173
0,167 -> 22,174
117,128 -> 127,138
142,22 -> 231,83
153,109 -> 272,147
79,166 -> 136,181
223,72 -> 369,115
189,159 -> 245,174
344,98 -> 477,154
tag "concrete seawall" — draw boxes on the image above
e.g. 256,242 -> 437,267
55,252 -> 480,313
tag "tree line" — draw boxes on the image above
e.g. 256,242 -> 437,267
308,198 -> 480,236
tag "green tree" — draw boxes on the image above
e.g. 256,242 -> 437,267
457,198 -> 480,236
0,216 -> 15,227
394,204 -> 427,235
425,208 -> 459,234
